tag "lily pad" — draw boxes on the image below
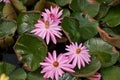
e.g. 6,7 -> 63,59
55,0 -> 72,6
70,0 -> 100,17
0,62 -> 27,80
27,69 -> 44,80
0,19 -> 17,38
72,13 -> 98,41
74,56 -> 101,77
14,34 -> 47,71
62,17 -> 81,43
17,11 -> 40,34
101,66 -> 120,80
102,6 -> 120,27
85,38 -> 119,67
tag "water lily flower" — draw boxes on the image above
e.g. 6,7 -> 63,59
42,6 -> 63,24
40,50 -> 75,80
31,16 -> 62,44
88,72 -> 101,80
65,42 -> 91,69
0,73 -> 9,80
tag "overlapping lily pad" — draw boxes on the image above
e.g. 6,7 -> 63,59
85,38 -> 119,67
17,11 -> 40,34
14,34 -> 47,71
0,62 -> 27,80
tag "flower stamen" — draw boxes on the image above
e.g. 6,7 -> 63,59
53,61 -> 59,67
45,21 -> 49,28
76,48 -> 81,54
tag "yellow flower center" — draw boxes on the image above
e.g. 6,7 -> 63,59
0,73 -> 9,80
76,48 -> 81,54
45,21 -> 49,28
53,61 -> 59,67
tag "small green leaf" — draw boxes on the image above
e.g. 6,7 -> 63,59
74,56 -> 101,77
14,34 -> 47,71
17,11 -> 40,34
102,6 -> 120,27
55,0 -> 72,6
101,66 -> 120,80
70,0 -> 100,17
85,38 -> 119,67
72,13 -> 98,41
62,17 -> 81,43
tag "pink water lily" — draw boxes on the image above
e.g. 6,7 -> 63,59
31,16 -> 62,44
40,50 -> 75,80
42,6 -> 63,24
65,42 -> 91,69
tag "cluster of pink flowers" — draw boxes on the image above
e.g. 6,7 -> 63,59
32,6 -> 100,80
0,0 -> 9,3
31,6 -> 63,44
40,42 -> 91,80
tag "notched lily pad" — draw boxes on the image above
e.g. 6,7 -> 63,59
14,34 -> 47,71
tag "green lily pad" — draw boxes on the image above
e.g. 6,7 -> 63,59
102,6 -> 120,27
101,66 -> 120,80
0,19 -> 17,38
17,11 -> 40,34
9,68 -> 27,80
0,19 -> 16,48
85,38 -> 119,68
72,13 -> 98,41
0,62 -> 15,75
0,62 -> 27,80
95,3 -> 110,19
70,0 -> 100,17
62,17 -> 81,43
55,0 -> 72,6
14,34 -> 47,71
27,69 -> 44,80
74,56 -> 101,77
